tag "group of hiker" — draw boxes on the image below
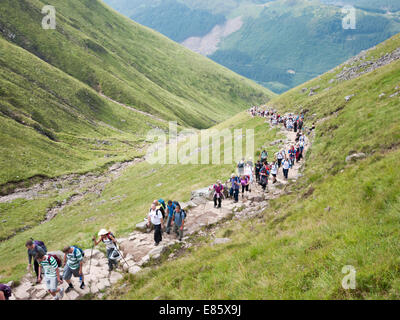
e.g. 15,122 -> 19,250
146,199 -> 187,246
1,104 -> 310,301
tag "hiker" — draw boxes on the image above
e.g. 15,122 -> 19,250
36,252 -> 64,300
153,200 -> 166,220
26,239 -> 47,283
171,204 -> 186,241
282,156 -> 290,180
62,246 -> 85,292
165,200 -> 176,234
294,120 -> 298,132
93,229 -> 120,271
259,163 -> 270,191
271,161 -> 278,184
288,145 -> 296,168
211,180 -> 224,208
0,283 -> 12,300
296,144 -> 301,163
230,174 -> 240,203
260,150 -> 268,164
240,175 -> 249,197
255,161 -> 262,182
277,150 -> 284,168
147,203 -> 164,246
237,159 -> 245,176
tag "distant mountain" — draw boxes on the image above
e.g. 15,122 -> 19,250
104,0 -> 400,93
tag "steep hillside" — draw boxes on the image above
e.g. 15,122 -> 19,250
0,0 -> 273,188
108,33 -> 400,299
105,0 -> 400,93
0,0 -> 273,131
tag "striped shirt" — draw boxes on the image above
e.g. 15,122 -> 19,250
66,247 -> 83,270
39,255 -> 58,278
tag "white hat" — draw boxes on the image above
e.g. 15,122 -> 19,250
98,229 -> 108,236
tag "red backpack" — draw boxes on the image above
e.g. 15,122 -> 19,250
47,254 -> 62,268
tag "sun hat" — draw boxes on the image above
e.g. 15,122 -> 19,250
98,229 -> 108,236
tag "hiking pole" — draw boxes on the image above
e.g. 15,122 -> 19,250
114,245 -> 131,270
88,233 -> 96,274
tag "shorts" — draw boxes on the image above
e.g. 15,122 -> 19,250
45,277 -> 58,292
63,264 -> 81,281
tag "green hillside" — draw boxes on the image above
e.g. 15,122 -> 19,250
105,0 -> 400,93
0,0 -> 273,130
0,0 -> 273,188
107,34 -> 400,299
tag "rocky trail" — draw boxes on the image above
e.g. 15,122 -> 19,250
9,113 -> 310,300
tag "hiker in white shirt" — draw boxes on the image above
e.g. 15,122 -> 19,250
147,203 -> 164,246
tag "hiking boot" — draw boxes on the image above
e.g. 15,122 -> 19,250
65,285 -> 74,293
80,282 -> 85,290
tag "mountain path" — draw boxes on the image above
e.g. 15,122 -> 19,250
9,112 -> 310,300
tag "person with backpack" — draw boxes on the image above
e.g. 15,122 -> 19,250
165,200 -> 176,234
237,159 -> 245,176
36,252 -> 64,300
93,229 -> 120,271
260,150 -> 268,164
26,239 -> 47,283
62,246 -> 85,292
147,203 -> 164,246
171,204 -> 186,241
288,145 -> 296,168
277,150 -> 284,168
240,175 -> 249,197
0,283 -> 12,300
255,161 -> 262,182
271,161 -> 278,184
259,163 -> 270,191
153,200 -> 166,220
282,156 -> 291,180
211,180 -> 224,208
230,174 -> 240,203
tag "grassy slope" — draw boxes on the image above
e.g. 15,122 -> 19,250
0,113 -> 283,283
0,37 -> 164,187
110,34 -> 400,300
0,0 -> 273,130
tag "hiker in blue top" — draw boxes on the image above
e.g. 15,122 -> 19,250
165,200 -> 176,234
62,246 -> 85,292
171,204 -> 186,241
230,174 -> 240,203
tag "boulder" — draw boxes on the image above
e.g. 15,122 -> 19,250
346,153 -> 366,162
35,289 -> 48,299
109,272 -> 123,284
90,284 -> 99,294
191,196 -> 207,205
191,187 -> 211,200
345,94 -> 355,102
148,245 -> 165,258
97,278 -> 111,291
65,290 -> 80,300
128,265 -> 142,275
136,220 -> 148,232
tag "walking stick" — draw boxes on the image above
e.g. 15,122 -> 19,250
114,245 -> 130,270
88,234 -> 96,274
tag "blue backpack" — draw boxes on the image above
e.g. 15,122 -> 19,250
72,246 -> 85,258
